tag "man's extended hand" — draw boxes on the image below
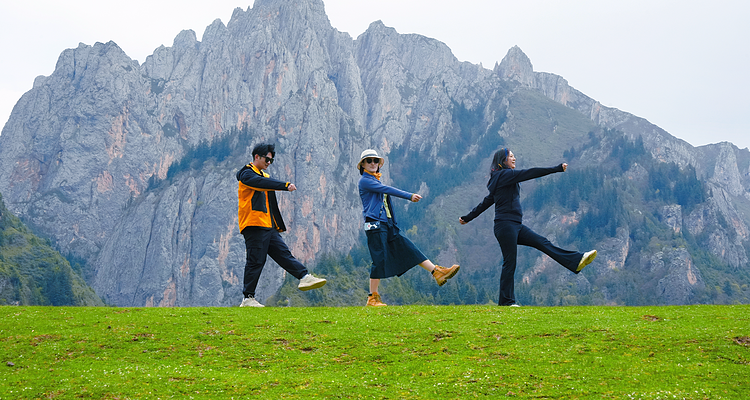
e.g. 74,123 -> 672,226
288,183 -> 297,192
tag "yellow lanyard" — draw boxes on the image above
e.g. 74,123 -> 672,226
383,194 -> 392,219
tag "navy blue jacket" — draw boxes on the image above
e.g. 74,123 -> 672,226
359,173 -> 413,224
462,164 -> 564,223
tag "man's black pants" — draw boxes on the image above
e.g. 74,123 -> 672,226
242,227 -> 308,297
494,220 -> 583,306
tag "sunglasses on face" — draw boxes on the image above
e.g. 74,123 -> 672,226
364,158 -> 380,164
262,156 -> 274,164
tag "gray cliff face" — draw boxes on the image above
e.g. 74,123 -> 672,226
1,0 -> 371,305
0,41 -> 160,266
655,248 -> 705,305
634,248 -> 705,305
92,165 -> 253,307
0,0 -> 493,306
0,0 -> 748,306
355,21 -> 495,161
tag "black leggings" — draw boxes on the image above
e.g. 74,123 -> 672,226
494,220 -> 583,305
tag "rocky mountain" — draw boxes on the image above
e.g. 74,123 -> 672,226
0,0 -> 748,306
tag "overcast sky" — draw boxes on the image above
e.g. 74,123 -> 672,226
1,0 -> 748,150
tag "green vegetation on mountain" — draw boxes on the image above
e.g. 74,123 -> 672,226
0,193 -> 103,306
147,124 -> 256,191
388,97 -> 507,223
519,130 -> 749,305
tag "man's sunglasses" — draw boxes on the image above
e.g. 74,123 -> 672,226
263,156 -> 274,164
364,158 -> 380,164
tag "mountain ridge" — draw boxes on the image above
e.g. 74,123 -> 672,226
0,0 -> 748,306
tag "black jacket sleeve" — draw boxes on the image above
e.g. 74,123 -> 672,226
461,193 -> 493,223
239,169 -> 289,191
462,164 -> 564,223
488,164 -> 564,191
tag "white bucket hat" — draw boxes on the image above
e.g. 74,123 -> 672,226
357,149 -> 384,169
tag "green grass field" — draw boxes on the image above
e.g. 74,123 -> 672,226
1,305 -> 748,399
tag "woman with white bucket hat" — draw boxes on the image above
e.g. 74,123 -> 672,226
357,149 -> 460,306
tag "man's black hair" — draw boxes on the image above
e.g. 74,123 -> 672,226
252,143 -> 276,158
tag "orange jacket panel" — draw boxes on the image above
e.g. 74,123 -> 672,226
237,164 -> 289,232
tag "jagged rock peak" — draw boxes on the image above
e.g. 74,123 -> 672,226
356,21 -> 401,47
363,19 -> 454,53
201,18 -> 229,41
53,40 -> 138,82
253,0 -> 326,9
366,20 -> 395,34
172,29 -> 198,49
495,45 -> 535,86
238,0 -> 330,25
59,41 -> 130,63
356,19 -> 458,76
225,0 -> 335,48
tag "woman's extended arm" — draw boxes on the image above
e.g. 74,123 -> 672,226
460,193 -> 494,224
359,176 -> 414,200
489,164 -> 565,190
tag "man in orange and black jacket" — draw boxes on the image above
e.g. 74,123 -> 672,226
236,143 -> 327,307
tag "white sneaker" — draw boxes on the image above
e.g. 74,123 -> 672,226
298,274 -> 327,291
239,296 -> 264,307
509,304 -> 521,307
577,250 -> 597,272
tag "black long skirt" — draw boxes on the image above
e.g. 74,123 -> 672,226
365,219 -> 427,279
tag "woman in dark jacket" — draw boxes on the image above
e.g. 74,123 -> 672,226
358,149 -> 460,306
459,148 -> 597,306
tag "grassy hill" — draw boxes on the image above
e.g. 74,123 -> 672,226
1,305 -> 748,399
0,193 -> 103,306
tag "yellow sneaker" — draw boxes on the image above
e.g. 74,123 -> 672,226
432,264 -> 460,286
366,292 -> 387,307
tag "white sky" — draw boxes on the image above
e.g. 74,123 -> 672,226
1,0 -> 748,150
